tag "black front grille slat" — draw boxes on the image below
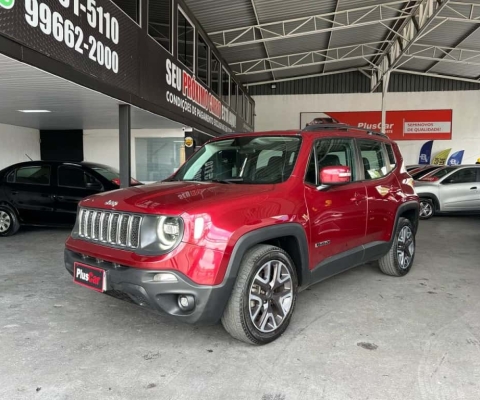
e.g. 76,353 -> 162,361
78,208 -> 142,249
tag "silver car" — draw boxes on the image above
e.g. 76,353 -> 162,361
415,165 -> 480,219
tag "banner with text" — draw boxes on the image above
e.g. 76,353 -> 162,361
432,149 -> 452,166
300,110 -> 453,140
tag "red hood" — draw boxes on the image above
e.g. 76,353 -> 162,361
80,181 -> 275,215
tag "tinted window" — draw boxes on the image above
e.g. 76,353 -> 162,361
358,140 -> 387,180
16,166 -> 50,185
112,0 -> 138,23
6,170 -> 14,183
305,138 -> 357,185
148,0 -> 171,52
211,54 -> 220,95
386,144 -> 396,168
197,34 -> 209,86
90,166 -> 120,181
177,9 -> 194,71
445,168 -> 478,184
222,67 -> 230,105
231,81 -> 237,111
58,166 -> 101,189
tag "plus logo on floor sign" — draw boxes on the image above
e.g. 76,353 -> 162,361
0,0 -> 14,9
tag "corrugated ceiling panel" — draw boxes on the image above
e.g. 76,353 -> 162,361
329,24 -> 389,48
417,21 -> 475,47
184,0 -> 255,32
454,26 -> 480,51
398,57 -> 435,72
240,72 -> 273,83
430,62 -> 480,79
273,65 -> 322,79
438,2 -> 480,19
220,44 -> 267,64
324,59 -> 367,72
265,32 -> 331,57
336,0 -> 407,11
253,0 -> 337,24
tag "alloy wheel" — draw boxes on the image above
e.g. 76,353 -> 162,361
0,211 -> 11,233
248,260 -> 293,333
397,226 -> 414,270
419,201 -> 433,218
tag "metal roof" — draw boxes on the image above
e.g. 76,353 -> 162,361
184,0 -> 480,88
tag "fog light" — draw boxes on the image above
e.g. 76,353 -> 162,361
178,294 -> 195,311
153,273 -> 178,282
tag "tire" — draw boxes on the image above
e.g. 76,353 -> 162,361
0,205 -> 20,237
419,198 -> 434,220
378,217 -> 416,277
221,244 -> 298,345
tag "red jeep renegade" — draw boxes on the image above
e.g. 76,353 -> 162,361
65,124 -> 419,345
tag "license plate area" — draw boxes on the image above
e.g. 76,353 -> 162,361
73,262 -> 107,292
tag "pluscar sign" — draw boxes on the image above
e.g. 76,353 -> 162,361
166,59 -> 237,132
301,110 -> 453,140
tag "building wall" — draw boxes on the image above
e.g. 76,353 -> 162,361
0,123 -> 40,170
83,128 -> 185,180
253,91 -> 480,165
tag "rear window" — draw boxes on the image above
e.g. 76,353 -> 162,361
15,166 -> 51,185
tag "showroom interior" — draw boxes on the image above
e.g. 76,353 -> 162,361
1,0 -> 480,398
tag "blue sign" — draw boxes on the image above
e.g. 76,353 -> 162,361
447,150 -> 465,166
419,141 -> 434,164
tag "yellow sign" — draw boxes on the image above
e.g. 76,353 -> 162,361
185,137 -> 194,148
432,149 -> 451,166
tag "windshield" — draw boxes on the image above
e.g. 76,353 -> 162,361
172,136 -> 302,184
91,165 -> 120,181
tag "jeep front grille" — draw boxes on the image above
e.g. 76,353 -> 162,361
78,208 -> 142,249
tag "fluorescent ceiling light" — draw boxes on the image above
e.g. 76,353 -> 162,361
18,110 -> 51,113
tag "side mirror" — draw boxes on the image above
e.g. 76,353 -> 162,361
319,166 -> 352,186
86,182 -> 102,190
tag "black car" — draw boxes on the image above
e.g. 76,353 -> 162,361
0,161 -> 139,236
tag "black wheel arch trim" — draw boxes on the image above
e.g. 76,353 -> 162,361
221,223 -> 310,288
395,200 -> 420,235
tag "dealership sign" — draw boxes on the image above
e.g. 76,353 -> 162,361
301,110 -> 453,140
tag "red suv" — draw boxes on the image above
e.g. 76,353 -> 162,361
65,124 -> 419,345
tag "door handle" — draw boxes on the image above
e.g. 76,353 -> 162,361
470,187 -> 477,190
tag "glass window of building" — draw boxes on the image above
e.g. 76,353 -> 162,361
222,67 -> 230,105
197,34 -> 209,86
250,100 -> 254,125
231,81 -> 237,111
148,0 -> 170,52
112,0 -> 139,24
238,89 -> 244,117
135,137 -> 185,182
177,8 -> 194,72
211,54 -> 220,95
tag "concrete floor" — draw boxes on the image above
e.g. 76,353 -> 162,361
1,218 -> 479,400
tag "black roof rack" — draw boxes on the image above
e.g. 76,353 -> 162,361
302,123 -> 388,138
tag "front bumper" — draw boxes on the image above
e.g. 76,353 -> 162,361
64,249 -> 233,325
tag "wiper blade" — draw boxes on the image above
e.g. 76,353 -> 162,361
209,178 -> 244,184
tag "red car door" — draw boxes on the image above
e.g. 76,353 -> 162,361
304,138 -> 367,270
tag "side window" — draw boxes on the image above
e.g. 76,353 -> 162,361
445,168 -> 477,184
16,166 -> 51,185
6,170 -> 15,183
58,166 -> 102,189
358,140 -> 388,180
305,138 -> 357,185
385,144 -> 397,169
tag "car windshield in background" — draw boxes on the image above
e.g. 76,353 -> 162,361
172,136 -> 302,184
91,165 -> 120,181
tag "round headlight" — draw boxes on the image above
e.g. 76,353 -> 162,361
157,216 -> 181,250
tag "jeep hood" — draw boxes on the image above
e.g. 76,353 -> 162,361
80,181 -> 275,215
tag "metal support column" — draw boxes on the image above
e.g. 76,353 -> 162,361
119,104 -> 131,188
139,0 -> 148,30
381,71 -> 390,134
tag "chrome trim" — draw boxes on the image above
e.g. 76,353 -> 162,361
127,215 -> 134,247
90,211 -> 97,240
99,213 -> 106,242
108,213 -> 114,243
116,214 -> 123,246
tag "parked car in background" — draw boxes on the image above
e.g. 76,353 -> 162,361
409,165 -> 442,181
64,124 -> 419,345
0,161 -> 140,236
415,165 -> 480,219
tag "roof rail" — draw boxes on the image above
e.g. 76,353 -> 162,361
302,123 -> 388,138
